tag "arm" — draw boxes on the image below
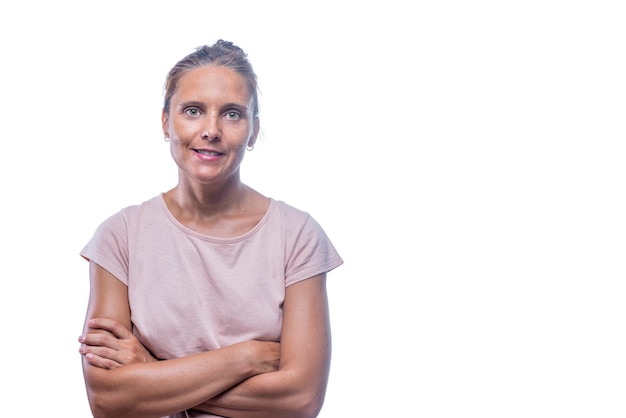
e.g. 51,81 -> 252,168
198,273 -> 332,418
80,261 -> 279,418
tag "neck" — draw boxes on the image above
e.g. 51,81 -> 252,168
169,173 -> 249,217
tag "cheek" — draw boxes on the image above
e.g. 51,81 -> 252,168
228,127 -> 252,148
171,119 -> 200,140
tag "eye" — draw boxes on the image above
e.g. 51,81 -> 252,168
184,107 -> 202,117
225,111 -> 241,120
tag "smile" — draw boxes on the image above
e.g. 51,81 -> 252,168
193,149 -> 224,156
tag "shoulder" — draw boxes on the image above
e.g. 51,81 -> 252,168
267,199 -> 330,240
96,195 -> 162,231
271,199 -> 311,221
269,199 -> 320,230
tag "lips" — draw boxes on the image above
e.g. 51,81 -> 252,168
193,149 -> 224,156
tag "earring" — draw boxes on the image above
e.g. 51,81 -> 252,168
246,143 -> 254,151
164,136 -> 170,142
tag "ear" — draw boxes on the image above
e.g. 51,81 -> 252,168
161,109 -> 170,138
248,116 -> 260,148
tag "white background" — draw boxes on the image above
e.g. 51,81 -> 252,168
1,1 -> 625,416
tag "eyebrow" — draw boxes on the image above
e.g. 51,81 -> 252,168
177,101 -> 206,110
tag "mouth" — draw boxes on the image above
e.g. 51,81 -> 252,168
193,149 -> 224,156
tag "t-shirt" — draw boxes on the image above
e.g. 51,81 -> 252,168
81,194 -> 343,417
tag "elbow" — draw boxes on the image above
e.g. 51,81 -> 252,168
290,389 -> 327,418
84,369 -> 143,418
88,392 -> 113,418
304,396 -> 326,418
88,390 -> 134,418
88,392 -> 119,418
298,402 -> 324,418
281,369 -> 329,418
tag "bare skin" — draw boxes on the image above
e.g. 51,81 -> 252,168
80,271 -> 330,418
79,64 -> 333,418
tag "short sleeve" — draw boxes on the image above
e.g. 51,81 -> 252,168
80,211 -> 130,286
284,214 -> 343,287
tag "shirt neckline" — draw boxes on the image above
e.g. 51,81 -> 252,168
157,193 -> 274,243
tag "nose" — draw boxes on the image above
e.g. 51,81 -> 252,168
201,113 -> 221,141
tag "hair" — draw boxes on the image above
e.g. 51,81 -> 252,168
163,40 -> 259,117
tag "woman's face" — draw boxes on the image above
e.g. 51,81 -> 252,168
162,65 -> 259,186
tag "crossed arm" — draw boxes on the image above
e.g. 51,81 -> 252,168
79,261 -> 332,418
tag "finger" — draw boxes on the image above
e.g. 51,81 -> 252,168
80,332 -> 119,350
88,318 -> 131,339
80,341 -> 142,367
80,344 -> 117,360
83,352 -> 123,370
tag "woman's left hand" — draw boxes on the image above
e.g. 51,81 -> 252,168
79,318 -> 158,370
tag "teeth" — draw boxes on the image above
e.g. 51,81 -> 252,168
197,150 -> 220,155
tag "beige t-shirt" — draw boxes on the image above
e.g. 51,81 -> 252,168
81,194 -> 343,417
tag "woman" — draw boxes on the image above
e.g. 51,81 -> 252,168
78,40 -> 343,418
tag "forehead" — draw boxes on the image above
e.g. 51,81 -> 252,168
174,65 -> 251,103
